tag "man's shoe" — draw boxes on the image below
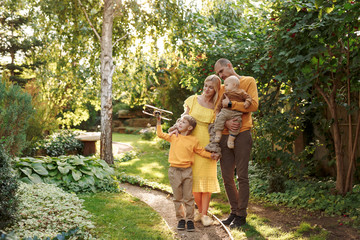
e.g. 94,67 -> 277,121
229,216 -> 246,229
177,219 -> 186,230
221,213 -> 236,225
187,220 -> 195,232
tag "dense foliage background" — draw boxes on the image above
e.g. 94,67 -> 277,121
1,0 -> 359,203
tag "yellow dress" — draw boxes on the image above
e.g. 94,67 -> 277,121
184,95 -> 220,193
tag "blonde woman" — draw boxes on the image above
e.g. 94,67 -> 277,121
173,74 -> 221,226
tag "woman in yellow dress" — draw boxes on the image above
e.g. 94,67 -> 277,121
182,74 -> 221,226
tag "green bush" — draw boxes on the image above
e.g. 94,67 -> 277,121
140,128 -> 156,141
4,182 -> 95,239
32,130 -> 83,157
157,139 -> 170,150
0,147 -> 18,230
0,80 -> 34,156
115,151 -> 137,163
13,155 -> 118,193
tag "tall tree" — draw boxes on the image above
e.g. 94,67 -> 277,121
99,0 -> 115,164
0,0 -> 42,86
78,0 -> 114,164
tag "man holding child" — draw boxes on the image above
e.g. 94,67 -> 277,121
214,58 -> 259,229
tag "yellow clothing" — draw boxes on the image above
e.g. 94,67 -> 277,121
156,125 -> 211,168
216,76 -> 259,134
184,95 -> 220,193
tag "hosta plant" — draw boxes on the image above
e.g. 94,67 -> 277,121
13,155 -> 118,193
4,182 -> 95,239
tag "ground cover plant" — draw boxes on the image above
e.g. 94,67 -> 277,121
13,155 -> 118,193
4,182 -> 95,239
80,192 -> 173,240
248,163 -> 360,229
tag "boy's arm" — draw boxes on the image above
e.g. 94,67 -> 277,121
156,113 -> 172,142
193,141 -> 219,160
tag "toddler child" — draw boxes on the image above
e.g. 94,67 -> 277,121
213,75 -> 252,149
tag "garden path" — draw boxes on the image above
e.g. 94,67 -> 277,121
119,182 -> 231,240
112,141 -> 133,154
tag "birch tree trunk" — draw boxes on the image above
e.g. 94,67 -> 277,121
100,0 -> 114,165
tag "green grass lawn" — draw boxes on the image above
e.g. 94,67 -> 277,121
80,192 -> 173,240
113,133 -> 170,185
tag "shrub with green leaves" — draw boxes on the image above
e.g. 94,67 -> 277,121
157,139 -> 170,150
0,147 -> 18,230
249,162 -> 360,225
0,80 -> 34,156
32,130 -> 83,157
4,182 -> 95,239
13,155 -> 118,193
115,151 -> 137,163
140,128 -> 156,141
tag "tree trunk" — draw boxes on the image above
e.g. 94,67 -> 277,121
100,0 -> 114,165
328,96 -> 346,195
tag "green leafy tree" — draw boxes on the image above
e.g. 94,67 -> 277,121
0,0 -> 42,87
166,0 -> 360,195
261,0 -> 360,195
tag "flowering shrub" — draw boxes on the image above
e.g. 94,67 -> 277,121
13,155 -> 119,193
4,182 -> 95,239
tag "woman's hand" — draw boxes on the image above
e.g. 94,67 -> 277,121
225,117 -> 240,132
169,129 -> 179,137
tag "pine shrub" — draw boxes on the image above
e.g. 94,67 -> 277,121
0,80 -> 34,156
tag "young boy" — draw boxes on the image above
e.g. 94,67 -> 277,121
156,112 -> 219,232
212,75 -> 252,149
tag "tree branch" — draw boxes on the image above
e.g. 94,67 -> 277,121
112,33 -> 128,48
78,0 -> 101,42
314,83 -> 331,108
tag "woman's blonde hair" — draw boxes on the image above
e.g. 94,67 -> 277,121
204,74 -> 221,105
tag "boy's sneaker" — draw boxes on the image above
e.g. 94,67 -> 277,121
177,219 -> 186,230
187,220 -> 195,232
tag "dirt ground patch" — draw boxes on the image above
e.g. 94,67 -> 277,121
247,201 -> 360,239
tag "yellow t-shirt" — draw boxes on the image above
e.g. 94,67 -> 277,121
156,125 -> 212,168
216,76 -> 259,134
